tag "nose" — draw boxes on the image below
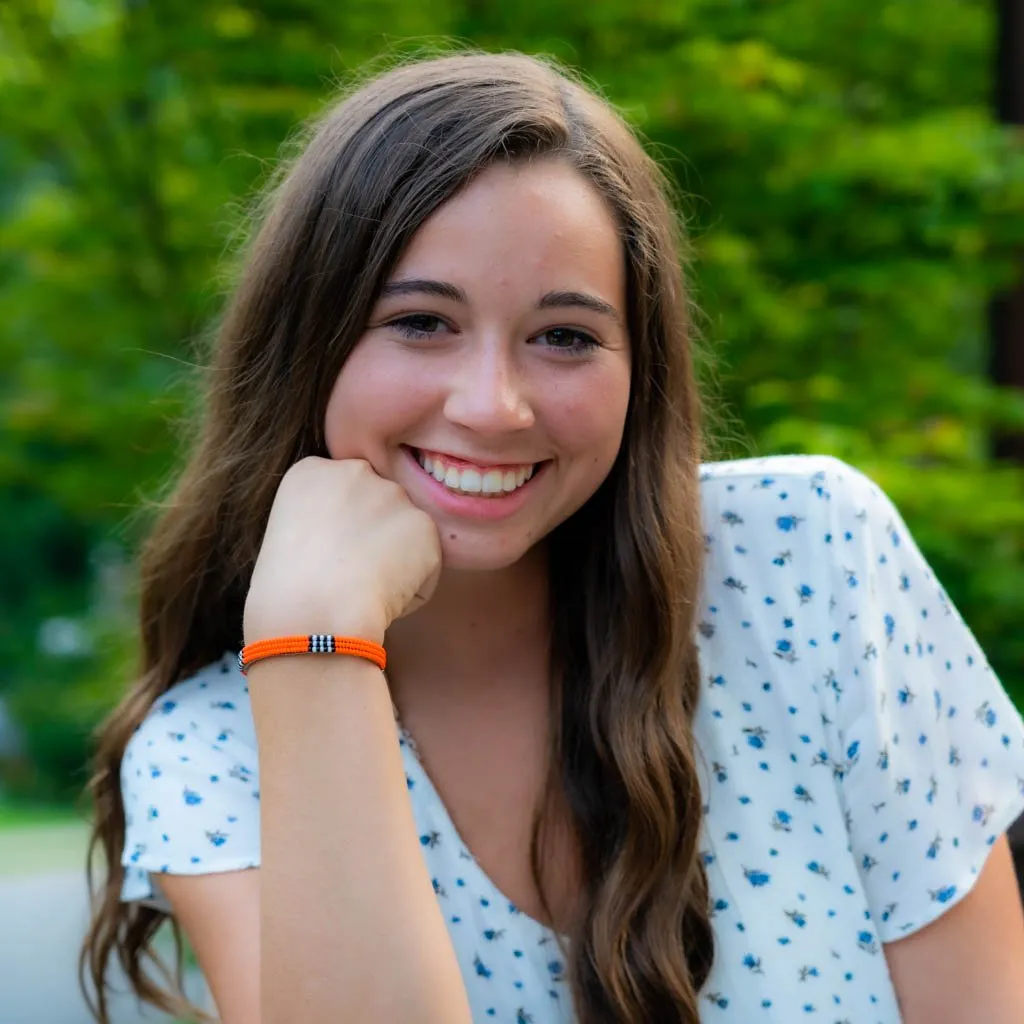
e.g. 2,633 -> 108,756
442,341 -> 535,434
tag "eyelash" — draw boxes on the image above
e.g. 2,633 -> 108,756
386,314 -> 601,355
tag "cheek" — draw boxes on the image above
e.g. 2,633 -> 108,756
324,345 -> 432,461
550,370 -> 630,468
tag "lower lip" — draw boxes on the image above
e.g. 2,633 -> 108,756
403,447 -> 545,522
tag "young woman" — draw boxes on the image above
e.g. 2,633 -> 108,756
80,51 -> 1024,1024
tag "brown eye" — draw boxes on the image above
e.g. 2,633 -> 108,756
532,327 -> 600,354
389,314 -> 446,339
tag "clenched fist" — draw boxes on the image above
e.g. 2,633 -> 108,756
243,457 -> 442,646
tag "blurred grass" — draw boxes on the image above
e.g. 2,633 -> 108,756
0,800 -> 85,830
0,818 -> 90,876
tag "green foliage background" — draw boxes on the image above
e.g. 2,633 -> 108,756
2,0 -> 1022,801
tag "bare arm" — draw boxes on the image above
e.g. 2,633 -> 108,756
249,654 -> 472,1024
883,833 -> 1024,1023
158,869 -> 262,1024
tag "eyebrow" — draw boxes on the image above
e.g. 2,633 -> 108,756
379,278 -> 624,328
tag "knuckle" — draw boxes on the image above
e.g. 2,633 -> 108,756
285,455 -> 323,482
332,457 -> 364,480
415,511 -> 442,555
377,476 -> 410,506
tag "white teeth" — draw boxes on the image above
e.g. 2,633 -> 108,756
415,450 -> 536,497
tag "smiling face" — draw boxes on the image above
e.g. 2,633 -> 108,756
324,158 -> 632,571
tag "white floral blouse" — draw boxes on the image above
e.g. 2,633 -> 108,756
120,455 -> 1024,1022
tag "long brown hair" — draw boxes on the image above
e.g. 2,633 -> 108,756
80,49 -> 714,1023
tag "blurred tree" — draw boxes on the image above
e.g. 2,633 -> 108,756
991,0 -> 1024,461
1,0 -> 1022,799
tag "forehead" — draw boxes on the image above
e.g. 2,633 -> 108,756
388,160 -> 625,300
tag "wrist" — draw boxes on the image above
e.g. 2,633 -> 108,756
243,609 -> 388,649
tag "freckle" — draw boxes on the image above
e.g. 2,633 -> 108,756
449,532 -> 457,540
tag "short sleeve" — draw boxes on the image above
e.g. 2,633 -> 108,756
120,655 -> 261,910
816,461 -> 1024,942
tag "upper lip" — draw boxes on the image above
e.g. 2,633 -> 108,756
409,446 -> 540,470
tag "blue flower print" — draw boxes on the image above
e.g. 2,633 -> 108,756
930,885 -> 958,904
976,702 -> 997,728
744,868 -> 772,887
742,953 -> 765,974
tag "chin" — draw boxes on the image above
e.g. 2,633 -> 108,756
437,531 -> 541,574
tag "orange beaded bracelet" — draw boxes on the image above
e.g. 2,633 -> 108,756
238,634 -> 387,675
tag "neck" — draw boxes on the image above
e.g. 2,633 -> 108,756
383,543 -> 551,715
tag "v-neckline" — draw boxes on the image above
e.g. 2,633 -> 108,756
391,703 -> 571,943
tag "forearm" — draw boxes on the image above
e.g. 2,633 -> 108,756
249,655 -> 472,1024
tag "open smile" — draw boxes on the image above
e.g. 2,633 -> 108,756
410,447 -> 540,497
402,445 -> 549,520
